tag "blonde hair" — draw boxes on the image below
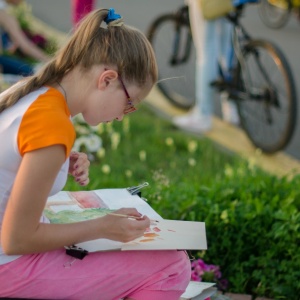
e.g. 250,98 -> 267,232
0,8 -> 158,113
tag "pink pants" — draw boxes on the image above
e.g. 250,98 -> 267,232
71,0 -> 95,26
0,249 -> 191,299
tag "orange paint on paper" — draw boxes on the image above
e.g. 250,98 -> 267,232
143,233 -> 159,238
140,239 -> 155,243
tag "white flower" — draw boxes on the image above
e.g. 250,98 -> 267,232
220,210 -> 229,223
165,137 -> 174,146
85,134 -> 102,152
247,157 -> 256,171
123,118 -> 130,134
139,150 -> 147,161
188,140 -> 198,153
105,122 -> 113,134
72,135 -> 102,153
72,136 -> 89,152
97,123 -> 104,135
224,165 -> 234,177
74,124 -> 90,135
111,132 -> 121,150
101,164 -> 111,174
90,125 -> 99,132
72,113 -> 85,123
97,148 -> 105,159
188,158 -> 196,167
125,170 -> 132,178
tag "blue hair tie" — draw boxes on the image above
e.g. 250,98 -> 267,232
104,8 -> 122,24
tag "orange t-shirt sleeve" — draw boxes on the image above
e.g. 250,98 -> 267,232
18,90 -> 76,158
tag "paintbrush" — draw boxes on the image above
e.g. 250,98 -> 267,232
108,212 -> 159,223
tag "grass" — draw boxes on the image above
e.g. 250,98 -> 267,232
64,105 -> 300,298
65,104 -> 263,195
64,104 -> 270,221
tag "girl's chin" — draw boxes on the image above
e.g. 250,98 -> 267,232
83,115 -> 113,125
86,120 -> 100,126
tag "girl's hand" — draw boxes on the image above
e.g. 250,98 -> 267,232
68,151 -> 90,186
100,208 -> 151,243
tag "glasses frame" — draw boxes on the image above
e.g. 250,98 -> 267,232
118,74 -> 137,115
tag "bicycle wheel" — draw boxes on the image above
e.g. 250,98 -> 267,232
147,11 -> 196,109
236,40 -> 297,153
258,0 -> 291,29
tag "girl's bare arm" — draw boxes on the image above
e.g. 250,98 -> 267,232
1,145 -> 150,255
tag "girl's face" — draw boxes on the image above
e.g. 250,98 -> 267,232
81,73 -> 152,126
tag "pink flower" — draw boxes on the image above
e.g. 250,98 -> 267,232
190,258 -> 228,291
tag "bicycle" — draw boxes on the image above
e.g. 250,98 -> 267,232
258,0 -> 300,29
147,1 -> 297,153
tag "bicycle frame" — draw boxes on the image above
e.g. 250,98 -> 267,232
170,6 -> 193,66
217,7 -> 251,100
224,6 -> 279,107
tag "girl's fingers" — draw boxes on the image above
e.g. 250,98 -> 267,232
78,177 -> 90,186
74,172 -> 89,185
69,151 -> 90,185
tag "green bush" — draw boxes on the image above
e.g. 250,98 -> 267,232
65,106 -> 300,299
152,170 -> 300,299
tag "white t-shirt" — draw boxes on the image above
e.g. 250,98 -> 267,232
0,86 -> 76,265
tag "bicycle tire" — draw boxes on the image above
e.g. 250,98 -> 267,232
236,39 -> 297,153
147,12 -> 196,109
258,0 -> 291,29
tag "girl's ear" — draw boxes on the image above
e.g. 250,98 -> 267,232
98,69 -> 118,91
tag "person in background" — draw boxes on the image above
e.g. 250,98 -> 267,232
173,0 -> 239,133
0,0 -> 49,76
71,0 -> 95,27
0,8 -> 190,299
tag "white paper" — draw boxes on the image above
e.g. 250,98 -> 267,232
47,191 -> 73,203
94,188 -> 163,220
49,204 -> 83,213
122,220 -> 207,251
180,281 -> 217,300
45,188 -> 207,253
76,238 -> 122,252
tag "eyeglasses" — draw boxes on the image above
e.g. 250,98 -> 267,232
118,74 -> 137,115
